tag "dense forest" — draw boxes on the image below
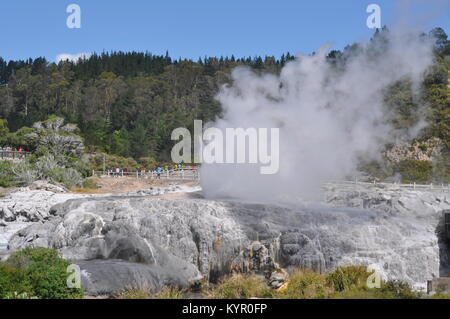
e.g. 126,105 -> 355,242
0,27 -> 448,172
0,48 -> 300,160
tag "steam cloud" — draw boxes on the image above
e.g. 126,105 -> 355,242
56,52 -> 92,64
200,28 -> 435,203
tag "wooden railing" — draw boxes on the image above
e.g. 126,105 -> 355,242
0,151 -> 31,160
325,180 -> 450,192
92,168 -> 200,181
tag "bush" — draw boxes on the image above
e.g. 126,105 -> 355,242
207,274 -> 273,299
59,168 -> 83,188
3,248 -> 83,299
82,178 -> 98,189
89,152 -> 140,171
280,269 -> 330,299
34,154 -> 60,179
378,280 -> 418,299
138,157 -> 157,170
397,159 -> 433,184
0,265 -> 33,298
326,266 -> 370,292
0,161 -> 15,187
11,162 -> 38,186
418,144 -> 428,152
358,160 -> 394,181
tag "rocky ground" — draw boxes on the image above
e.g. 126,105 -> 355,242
1,181 -> 449,295
81,177 -> 200,194
0,181 -> 200,253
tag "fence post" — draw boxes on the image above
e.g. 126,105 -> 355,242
167,170 -> 169,179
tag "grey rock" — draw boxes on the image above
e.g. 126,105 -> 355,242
8,185 -> 450,294
29,181 -> 68,193
76,259 -> 201,296
268,269 -> 289,289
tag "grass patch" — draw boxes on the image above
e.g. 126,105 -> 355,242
432,292 -> 450,299
82,178 -> 99,189
279,269 -> 330,299
326,266 -> 370,292
116,289 -> 151,299
206,274 -> 274,299
116,287 -> 183,299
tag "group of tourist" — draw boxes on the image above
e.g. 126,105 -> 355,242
0,146 -> 25,152
107,163 -> 189,179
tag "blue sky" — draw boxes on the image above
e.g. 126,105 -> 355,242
0,0 -> 449,62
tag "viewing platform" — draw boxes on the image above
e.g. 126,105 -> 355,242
0,151 -> 31,161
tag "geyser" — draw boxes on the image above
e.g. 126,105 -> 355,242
200,28 -> 435,203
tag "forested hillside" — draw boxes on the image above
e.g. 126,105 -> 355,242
0,27 -> 448,179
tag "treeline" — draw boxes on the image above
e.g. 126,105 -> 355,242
0,51 -> 296,161
0,27 -> 448,164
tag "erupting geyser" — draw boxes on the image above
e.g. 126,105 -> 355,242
201,28 -> 435,203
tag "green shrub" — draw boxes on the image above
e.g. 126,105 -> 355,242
279,269 -> 329,299
59,168 -> 83,188
358,160 -> 394,181
89,152 -> 140,171
6,126 -> 35,150
397,160 -> 433,184
11,161 -> 37,186
378,280 -> 418,299
0,265 -> 33,298
432,151 -> 450,184
326,266 -> 370,292
4,248 -> 83,299
207,274 -> 273,299
330,281 -> 418,299
82,178 -> 98,189
138,157 -> 157,170
0,161 -> 15,187
418,144 -> 428,152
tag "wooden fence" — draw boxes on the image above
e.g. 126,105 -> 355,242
325,180 -> 450,192
0,151 -> 31,160
91,168 -> 450,189
92,168 -> 200,181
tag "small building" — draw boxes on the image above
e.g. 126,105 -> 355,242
428,278 -> 450,294
445,210 -> 450,240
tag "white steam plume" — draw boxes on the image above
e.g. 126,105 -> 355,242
200,28 -> 435,203
56,52 -> 92,64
